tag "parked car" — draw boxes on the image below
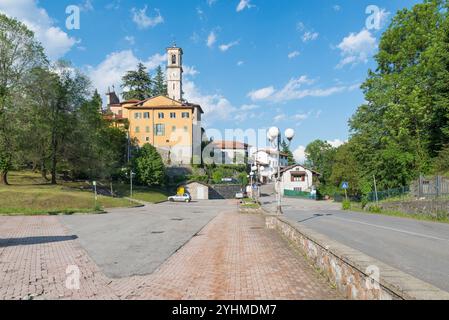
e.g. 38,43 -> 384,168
168,193 -> 192,203
235,190 -> 247,199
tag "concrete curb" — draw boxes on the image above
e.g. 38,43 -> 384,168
264,212 -> 449,300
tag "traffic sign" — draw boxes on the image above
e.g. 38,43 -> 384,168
341,182 -> 349,190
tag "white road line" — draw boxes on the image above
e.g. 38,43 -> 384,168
332,216 -> 449,242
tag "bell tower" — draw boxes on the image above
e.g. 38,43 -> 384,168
166,45 -> 183,101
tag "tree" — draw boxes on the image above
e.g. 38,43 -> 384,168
305,140 -> 336,185
134,144 -> 166,186
153,65 -> 167,96
349,0 -> 449,189
0,14 -> 46,184
121,63 -> 153,101
281,140 -> 296,165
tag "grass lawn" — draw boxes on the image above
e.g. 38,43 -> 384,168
112,182 -> 169,203
240,198 -> 261,209
345,202 -> 449,224
0,171 -> 137,216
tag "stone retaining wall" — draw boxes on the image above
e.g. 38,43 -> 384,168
265,214 -> 449,300
379,199 -> 449,216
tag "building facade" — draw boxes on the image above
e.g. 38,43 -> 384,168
105,45 -> 203,165
279,165 -> 320,193
251,148 -> 289,183
209,141 -> 250,165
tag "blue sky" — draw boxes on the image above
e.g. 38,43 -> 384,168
0,0 -> 421,161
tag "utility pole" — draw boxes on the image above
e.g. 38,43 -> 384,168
373,175 -> 379,205
127,131 -> 133,199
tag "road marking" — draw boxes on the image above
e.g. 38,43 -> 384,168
332,216 -> 449,242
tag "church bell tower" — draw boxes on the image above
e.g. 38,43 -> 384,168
166,45 -> 183,101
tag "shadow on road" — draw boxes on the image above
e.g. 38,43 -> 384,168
0,235 -> 78,248
298,214 -> 333,223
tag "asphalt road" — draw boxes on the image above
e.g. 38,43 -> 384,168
262,195 -> 449,292
60,200 -> 235,278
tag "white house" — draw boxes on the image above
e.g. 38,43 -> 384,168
278,165 -> 320,193
250,148 -> 289,183
211,141 -> 250,165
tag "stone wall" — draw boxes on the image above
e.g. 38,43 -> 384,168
265,214 -> 449,300
379,199 -> 449,216
209,184 -> 242,199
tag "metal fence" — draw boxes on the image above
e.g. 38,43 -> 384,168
284,190 -> 317,200
367,186 -> 410,202
413,175 -> 449,198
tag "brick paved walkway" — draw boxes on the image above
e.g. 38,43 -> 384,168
0,212 -> 340,300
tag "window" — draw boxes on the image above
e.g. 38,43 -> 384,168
184,126 -> 188,132
182,112 -> 190,119
291,174 -> 306,182
135,126 -> 140,133
158,112 -> 165,119
143,112 -> 150,119
170,112 -> 176,119
145,137 -> 150,142
145,126 -> 150,133
155,124 -> 165,136
172,54 -> 176,65
134,112 -> 142,119
172,126 -> 177,132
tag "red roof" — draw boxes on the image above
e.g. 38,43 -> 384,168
212,141 -> 250,150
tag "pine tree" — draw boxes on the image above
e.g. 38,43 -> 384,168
281,140 -> 296,166
153,65 -> 167,96
121,63 -> 153,101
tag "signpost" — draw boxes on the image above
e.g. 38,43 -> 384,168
341,181 -> 349,201
93,181 -> 98,208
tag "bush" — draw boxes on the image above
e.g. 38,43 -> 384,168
368,205 -> 382,213
342,200 -> 351,210
134,144 -> 166,187
361,197 -> 369,209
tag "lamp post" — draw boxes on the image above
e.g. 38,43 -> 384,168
250,165 -> 258,200
267,127 -> 295,214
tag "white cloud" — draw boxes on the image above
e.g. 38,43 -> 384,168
0,0 -> 77,60
131,6 -> 164,29
183,80 -> 237,125
288,51 -> 300,59
333,5 -> 341,12
293,146 -> 307,164
207,31 -> 217,48
106,0 -> 121,10
184,65 -> 199,77
293,113 -> 309,121
240,104 -> 260,111
297,22 -> 319,43
302,31 -> 319,42
248,86 -> 275,101
219,40 -> 239,52
124,36 -> 135,45
274,114 -> 287,123
236,0 -> 254,12
237,60 -> 244,66
80,0 -> 94,12
248,76 -> 351,103
327,139 -> 346,148
87,50 -> 166,102
336,29 -> 377,68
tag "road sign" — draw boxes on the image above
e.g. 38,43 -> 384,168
341,182 -> 349,190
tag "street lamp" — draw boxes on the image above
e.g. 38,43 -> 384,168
268,127 -> 295,214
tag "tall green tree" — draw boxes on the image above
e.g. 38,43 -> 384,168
134,144 -> 166,186
281,140 -> 296,166
153,65 -> 167,96
0,14 -> 46,184
121,63 -> 153,101
305,140 -> 336,185
349,0 -> 449,190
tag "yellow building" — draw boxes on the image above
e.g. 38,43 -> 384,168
105,45 -> 204,165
